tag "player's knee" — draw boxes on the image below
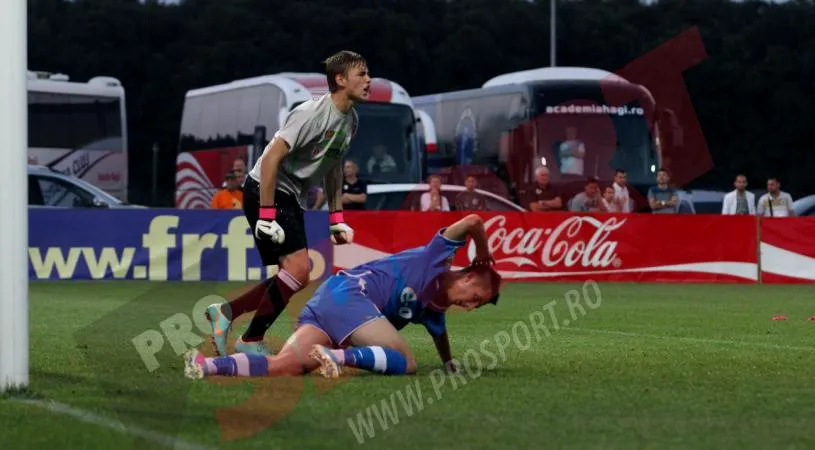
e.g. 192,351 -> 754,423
281,252 -> 311,288
288,267 -> 310,289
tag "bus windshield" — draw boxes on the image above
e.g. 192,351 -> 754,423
28,92 -> 124,151
348,103 -> 419,183
531,84 -> 658,185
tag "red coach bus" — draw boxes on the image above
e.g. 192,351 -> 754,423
414,67 -> 673,211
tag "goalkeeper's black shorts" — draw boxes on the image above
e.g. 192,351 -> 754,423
242,176 -> 308,267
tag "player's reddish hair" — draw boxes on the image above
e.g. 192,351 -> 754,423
464,265 -> 502,306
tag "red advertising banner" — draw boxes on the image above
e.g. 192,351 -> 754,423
760,217 -> 815,284
338,212 -> 758,284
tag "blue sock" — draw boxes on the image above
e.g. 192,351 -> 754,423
207,353 -> 269,377
342,346 -> 408,375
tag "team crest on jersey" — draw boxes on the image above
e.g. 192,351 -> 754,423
312,129 -> 350,158
398,287 -> 418,320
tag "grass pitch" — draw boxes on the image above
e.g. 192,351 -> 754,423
1,281 -> 814,450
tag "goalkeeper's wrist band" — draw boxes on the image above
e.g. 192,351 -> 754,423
329,211 -> 344,224
259,207 -> 277,220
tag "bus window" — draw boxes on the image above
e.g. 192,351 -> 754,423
217,92 -> 240,144
236,88 -> 262,143
348,103 -> 419,184
199,95 -> 219,146
28,92 -> 122,150
257,84 -> 283,131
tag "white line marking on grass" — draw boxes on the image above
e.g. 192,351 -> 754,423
565,327 -> 815,352
14,399 -> 217,450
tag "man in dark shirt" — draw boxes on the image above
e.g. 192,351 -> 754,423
517,166 -> 564,212
648,169 -> 679,214
455,175 -> 486,211
342,160 -> 368,210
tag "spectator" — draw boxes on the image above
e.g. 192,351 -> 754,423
420,175 -> 450,211
602,186 -> 622,212
232,158 -> 247,183
308,186 -> 325,210
558,126 -> 586,176
367,145 -> 397,176
612,169 -> 632,213
220,158 -> 248,188
455,175 -> 486,211
211,170 -> 243,209
722,174 -> 756,215
569,177 -> 607,212
342,160 -> 368,210
757,177 -> 795,217
648,169 -> 679,214
519,166 -> 564,212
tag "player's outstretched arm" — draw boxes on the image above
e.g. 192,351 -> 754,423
432,331 -> 457,373
443,214 -> 491,263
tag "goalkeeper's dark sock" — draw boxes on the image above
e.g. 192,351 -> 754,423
203,354 -> 268,377
241,270 -> 302,342
332,347 -> 409,375
219,278 -> 272,320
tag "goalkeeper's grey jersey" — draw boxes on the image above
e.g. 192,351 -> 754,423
248,94 -> 358,209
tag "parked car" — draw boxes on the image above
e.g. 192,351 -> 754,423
793,195 -> 815,216
349,183 -> 526,211
28,165 -> 144,209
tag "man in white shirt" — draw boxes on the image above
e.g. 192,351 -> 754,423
420,175 -> 450,211
602,186 -> 621,212
721,174 -> 756,215
558,126 -> 586,176
757,178 -> 795,217
612,169 -> 632,213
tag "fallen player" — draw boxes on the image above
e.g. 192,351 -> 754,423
183,214 -> 501,379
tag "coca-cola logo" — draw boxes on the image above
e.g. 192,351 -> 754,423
467,215 -> 626,269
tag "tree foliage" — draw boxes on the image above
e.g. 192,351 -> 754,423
28,0 -> 815,204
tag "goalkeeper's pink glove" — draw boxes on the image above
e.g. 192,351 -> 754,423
329,212 -> 354,245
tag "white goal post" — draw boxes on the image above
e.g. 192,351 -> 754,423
0,0 -> 30,392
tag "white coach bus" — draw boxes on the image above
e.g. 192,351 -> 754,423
27,71 -> 129,202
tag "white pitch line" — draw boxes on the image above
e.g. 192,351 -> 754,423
14,399 -> 217,450
564,327 -> 815,352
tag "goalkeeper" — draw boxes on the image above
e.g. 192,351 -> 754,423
203,50 -> 369,358
184,214 -> 500,379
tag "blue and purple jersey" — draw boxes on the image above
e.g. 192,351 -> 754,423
303,228 -> 464,340
344,228 -> 464,336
